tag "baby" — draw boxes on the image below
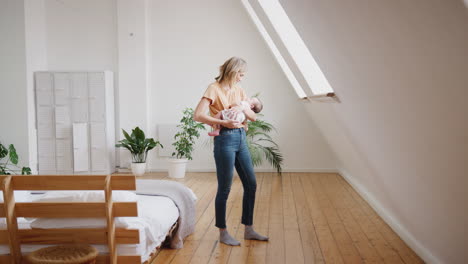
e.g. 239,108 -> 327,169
208,97 -> 263,136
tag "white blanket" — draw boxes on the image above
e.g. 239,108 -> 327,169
135,179 -> 197,249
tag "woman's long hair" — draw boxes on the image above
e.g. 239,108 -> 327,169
215,57 -> 246,87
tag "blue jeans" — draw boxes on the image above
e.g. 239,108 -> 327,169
214,127 -> 257,228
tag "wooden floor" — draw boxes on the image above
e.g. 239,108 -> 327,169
140,172 -> 423,264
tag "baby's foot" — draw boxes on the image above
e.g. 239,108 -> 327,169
208,130 -> 220,136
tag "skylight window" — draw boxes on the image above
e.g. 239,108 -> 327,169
241,0 -> 307,98
254,0 -> 334,95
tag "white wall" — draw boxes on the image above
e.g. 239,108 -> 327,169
278,0 -> 468,263
43,0 -> 120,164
147,0 -> 337,172
17,0 -> 336,172
45,0 -> 117,72
24,0 -> 48,173
116,0 -> 152,167
2,0 -> 119,172
0,0 -> 29,169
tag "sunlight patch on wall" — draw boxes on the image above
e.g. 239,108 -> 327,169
241,0 -> 307,99
257,0 -> 334,95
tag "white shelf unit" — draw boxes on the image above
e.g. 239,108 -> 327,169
35,71 -> 115,175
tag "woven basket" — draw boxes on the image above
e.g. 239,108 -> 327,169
26,244 -> 98,264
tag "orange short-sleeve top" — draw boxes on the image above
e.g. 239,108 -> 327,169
202,82 -> 248,117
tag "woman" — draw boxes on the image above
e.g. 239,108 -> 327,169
194,57 -> 269,246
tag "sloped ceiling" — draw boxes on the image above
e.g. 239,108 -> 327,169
245,0 -> 468,263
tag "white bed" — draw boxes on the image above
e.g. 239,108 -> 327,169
0,193 -> 179,263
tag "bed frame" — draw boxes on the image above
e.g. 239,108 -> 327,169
0,174 -> 176,264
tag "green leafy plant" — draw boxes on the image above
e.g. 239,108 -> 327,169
246,115 -> 283,174
172,108 -> 206,160
115,127 -> 163,163
202,115 -> 284,174
0,142 -> 31,175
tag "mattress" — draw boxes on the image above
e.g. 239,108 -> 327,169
0,194 -> 179,263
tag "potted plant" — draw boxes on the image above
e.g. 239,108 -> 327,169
245,116 -> 283,174
0,142 -> 32,175
115,127 -> 163,176
169,108 -> 205,178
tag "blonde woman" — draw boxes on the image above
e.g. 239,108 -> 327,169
194,57 -> 269,246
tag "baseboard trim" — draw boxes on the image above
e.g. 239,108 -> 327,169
117,167 -> 339,173
146,168 -> 339,173
337,168 -> 441,264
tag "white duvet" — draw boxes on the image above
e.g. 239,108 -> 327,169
0,194 -> 179,263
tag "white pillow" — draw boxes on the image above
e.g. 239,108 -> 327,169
0,217 -> 33,230
0,191 -> 33,227
0,191 -> 32,203
29,191 -> 137,229
33,190 -> 137,203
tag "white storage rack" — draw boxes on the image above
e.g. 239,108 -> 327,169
34,71 -> 115,175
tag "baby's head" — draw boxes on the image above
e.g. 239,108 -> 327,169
249,97 -> 263,113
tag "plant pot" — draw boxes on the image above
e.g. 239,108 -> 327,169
131,162 -> 146,176
168,158 -> 188,178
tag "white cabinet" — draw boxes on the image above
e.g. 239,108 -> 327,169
35,71 -> 115,175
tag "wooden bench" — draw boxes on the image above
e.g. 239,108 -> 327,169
0,174 -> 141,264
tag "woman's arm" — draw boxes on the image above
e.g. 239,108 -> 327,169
194,98 -> 242,128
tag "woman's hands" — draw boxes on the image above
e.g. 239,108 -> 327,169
222,119 -> 242,129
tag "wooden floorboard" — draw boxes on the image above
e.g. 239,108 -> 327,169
282,173 -> 305,264
142,172 -> 424,264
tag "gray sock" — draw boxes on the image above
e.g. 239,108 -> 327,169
244,226 -> 269,241
219,229 -> 241,246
